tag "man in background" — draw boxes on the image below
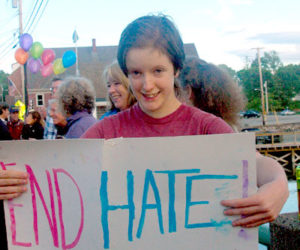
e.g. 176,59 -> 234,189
7,106 -> 23,140
0,102 -> 11,140
43,77 -> 63,139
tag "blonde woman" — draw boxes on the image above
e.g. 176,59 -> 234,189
100,61 -> 136,120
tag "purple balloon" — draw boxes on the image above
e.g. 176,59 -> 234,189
19,33 -> 33,52
27,58 -> 41,74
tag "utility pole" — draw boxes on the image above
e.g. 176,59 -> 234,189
253,47 -> 266,126
17,0 -> 28,113
264,81 -> 269,114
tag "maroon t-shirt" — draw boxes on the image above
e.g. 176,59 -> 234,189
82,104 -> 233,139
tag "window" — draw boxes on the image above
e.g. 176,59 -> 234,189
36,94 -> 44,107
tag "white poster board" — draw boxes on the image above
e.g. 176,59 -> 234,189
0,133 -> 257,250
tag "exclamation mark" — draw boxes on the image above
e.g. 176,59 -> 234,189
238,160 -> 249,239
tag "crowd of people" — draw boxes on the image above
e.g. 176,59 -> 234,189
0,14 -> 289,249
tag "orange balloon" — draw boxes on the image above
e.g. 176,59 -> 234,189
15,48 -> 29,65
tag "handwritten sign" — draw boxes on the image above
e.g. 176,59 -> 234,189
1,133 -> 257,249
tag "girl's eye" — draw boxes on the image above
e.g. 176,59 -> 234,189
129,70 -> 141,78
154,68 -> 163,74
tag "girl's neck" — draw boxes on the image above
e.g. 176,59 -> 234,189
141,98 -> 181,119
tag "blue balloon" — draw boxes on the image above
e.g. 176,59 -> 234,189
62,50 -> 76,68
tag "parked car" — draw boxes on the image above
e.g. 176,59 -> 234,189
280,109 -> 296,116
242,110 -> 260,118
241,128 -> 282,144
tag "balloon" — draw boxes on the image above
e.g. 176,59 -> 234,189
19,33 -> 33,51
41,49 -> 55,65
41,63 -> 53,77
30,42 -> 44,59
53,58 -> 66,75
27,58 -> 41,74
62,50 -> 76,68
15,48 -> 29,65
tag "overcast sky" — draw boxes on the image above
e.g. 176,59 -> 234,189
0,0 -> 299,73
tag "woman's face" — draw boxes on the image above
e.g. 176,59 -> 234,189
107,76 -> 130,111
49,102 -> 66,126
126,47 -> 180,118
25,114 -> 35,125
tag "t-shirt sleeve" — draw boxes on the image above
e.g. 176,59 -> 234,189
206,116 -> 234,134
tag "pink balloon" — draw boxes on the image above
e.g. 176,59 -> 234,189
41,49 -> 56,65
41,63 -> 53,77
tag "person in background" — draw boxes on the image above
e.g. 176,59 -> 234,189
100,61 -> 136,120
179,56 -> 245,131
43,77 -> 63,139
0,102 -> 11,140
48,99 -> 68,139
56,76 -> 97,138
22,110 -> 44,140
7,106 -> 24,140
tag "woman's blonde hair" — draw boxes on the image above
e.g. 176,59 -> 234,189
102,61 -> 136,111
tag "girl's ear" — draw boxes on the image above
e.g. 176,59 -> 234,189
175,70 -> 180,78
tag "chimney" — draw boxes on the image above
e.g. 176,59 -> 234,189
92,38 -> 96,52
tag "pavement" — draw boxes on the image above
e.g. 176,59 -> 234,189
240,114 -> 300,129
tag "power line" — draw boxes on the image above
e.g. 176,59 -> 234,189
0,12 -> 18,28
24,0 -> 44,34
29,0 -> 49,34
23,0 -> 40,33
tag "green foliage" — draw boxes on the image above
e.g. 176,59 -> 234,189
0,70 -> 8,101
237,51 -> 300,111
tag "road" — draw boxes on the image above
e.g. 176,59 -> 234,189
240,114 -> 300,128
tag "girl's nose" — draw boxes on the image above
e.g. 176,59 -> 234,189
142,74 -> 154,91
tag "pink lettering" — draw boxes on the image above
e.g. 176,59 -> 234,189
53,169 -> 84,249
0,161 -> 16,170
1,162 -> 31,246
8,200 -> 32,247
26,165 -> 59,247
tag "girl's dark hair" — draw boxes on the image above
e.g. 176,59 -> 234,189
117,14 -> 185,76
179,56 -> 245,127
28,110 -> 44,127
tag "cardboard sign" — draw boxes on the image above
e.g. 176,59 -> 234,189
1,133 -> 257,249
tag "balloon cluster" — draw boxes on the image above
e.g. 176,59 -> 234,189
14,33 -> 77,77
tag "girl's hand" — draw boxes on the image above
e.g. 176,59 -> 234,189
0,170 -> 28,200
221,178 -> 288,228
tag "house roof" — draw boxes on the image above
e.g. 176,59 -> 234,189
10,41 -> 199,99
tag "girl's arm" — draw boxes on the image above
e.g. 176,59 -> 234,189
221,152 -> 289,228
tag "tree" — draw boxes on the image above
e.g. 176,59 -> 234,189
0,70 -> 8,102
251,50 -> 282,74
237,51 -> 300,111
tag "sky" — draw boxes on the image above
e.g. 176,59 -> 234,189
0,0 -> 300,74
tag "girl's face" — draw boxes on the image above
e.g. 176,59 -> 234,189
126,47 -> 180,118
25,113 -> 35,125
107,77 -> 130,111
